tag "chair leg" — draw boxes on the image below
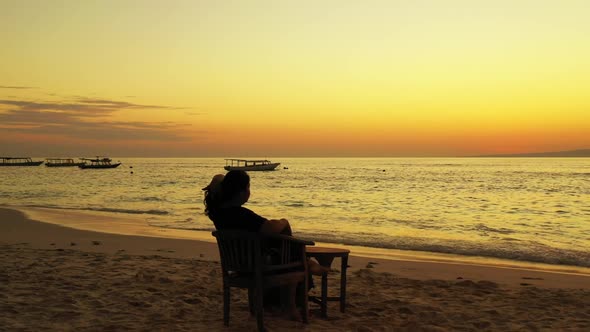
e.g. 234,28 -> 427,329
223,284 -> 230,326
302,278 -> 309,324
248,287 -> 255,315
255,287 -> 264,332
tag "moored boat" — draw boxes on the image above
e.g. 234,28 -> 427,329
224,159 -> 280,171
0,157 -> 44,166
78,157 -> 121,169
45,158 -> 86,167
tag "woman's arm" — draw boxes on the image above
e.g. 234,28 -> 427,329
259,218 -> 293,235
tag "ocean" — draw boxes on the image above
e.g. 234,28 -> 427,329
1,158 -> 589,268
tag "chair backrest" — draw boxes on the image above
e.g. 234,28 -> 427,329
213,230 -> 262,274
212,230 -> 314,275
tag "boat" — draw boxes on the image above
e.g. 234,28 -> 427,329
0,157 -> 44,166
78,157 -> 121,169
224,159 -> 280,171
45,158 -> 86,167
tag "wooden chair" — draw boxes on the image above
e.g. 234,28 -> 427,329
212,230 -> 314,331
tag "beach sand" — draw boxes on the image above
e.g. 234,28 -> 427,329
1,207 -> 589,331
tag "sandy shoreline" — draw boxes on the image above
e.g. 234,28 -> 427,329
1,206 -> 590,331
6,206 -> 590,287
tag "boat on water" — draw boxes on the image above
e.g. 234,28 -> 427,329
45,158 -> 86,167
224,159 -> 280,171
78,157 -> 121,169
0,157 -> 44,166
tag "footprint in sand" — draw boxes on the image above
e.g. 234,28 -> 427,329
366,261 -> 379,268
92,241 -> 101,246
10,242 -> 30,247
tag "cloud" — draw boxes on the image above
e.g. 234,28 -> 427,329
0,85 -> 36,89
0,97 -> 194,142
0,98 -> 174,115
19,122 -> 190,141
75,97 -> 174,110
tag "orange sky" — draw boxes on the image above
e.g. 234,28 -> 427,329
1,0 -> 589,157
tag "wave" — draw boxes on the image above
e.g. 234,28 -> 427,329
152,222 -> 590,268
137,196 -> 165,202
85,207 -> 169,215
472,223 -> 515,235
165,225 -> 215,232
284,202 -> 306,207
22,204 -> 170,216
294,231 -> 590,268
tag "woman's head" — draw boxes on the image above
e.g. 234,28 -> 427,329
203,170 -> 250,214
220,170 -> 250,204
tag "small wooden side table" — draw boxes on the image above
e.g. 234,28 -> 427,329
306,246 -> 350,317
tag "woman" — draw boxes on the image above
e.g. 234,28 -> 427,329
203,170 -> 328,319
203,170 -> 292,235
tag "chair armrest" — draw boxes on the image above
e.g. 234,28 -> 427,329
262,232 -> 315,246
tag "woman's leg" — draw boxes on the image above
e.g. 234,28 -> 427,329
308,258 -> 331,276
286,284 -> 302,321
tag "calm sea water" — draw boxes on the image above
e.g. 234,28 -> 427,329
1,158 -> 589,267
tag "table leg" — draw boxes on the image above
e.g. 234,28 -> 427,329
321,272 -> 328,317
340,255 -> 348,313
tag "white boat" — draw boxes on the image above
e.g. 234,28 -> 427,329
224,159 -> 280,171
0,157 -> 43,166
45,158 -> 86,167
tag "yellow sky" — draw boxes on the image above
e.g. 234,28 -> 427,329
1,0 -> 589,157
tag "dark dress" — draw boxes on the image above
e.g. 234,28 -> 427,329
208,206 -> 267,232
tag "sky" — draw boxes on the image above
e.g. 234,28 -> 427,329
1,0 -> 589,157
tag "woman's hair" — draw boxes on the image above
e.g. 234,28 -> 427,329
203,190 -> 217,216
203,170 -> 249,215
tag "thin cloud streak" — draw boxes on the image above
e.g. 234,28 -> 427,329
75,98 -> 175,109
0,98 -> 174,115
0,85 -> 36,89
0,97 -> 195,143
1,122 -> 189,141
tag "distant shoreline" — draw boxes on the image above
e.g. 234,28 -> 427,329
471,148 -> 590,158
8,151 -> 590,158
